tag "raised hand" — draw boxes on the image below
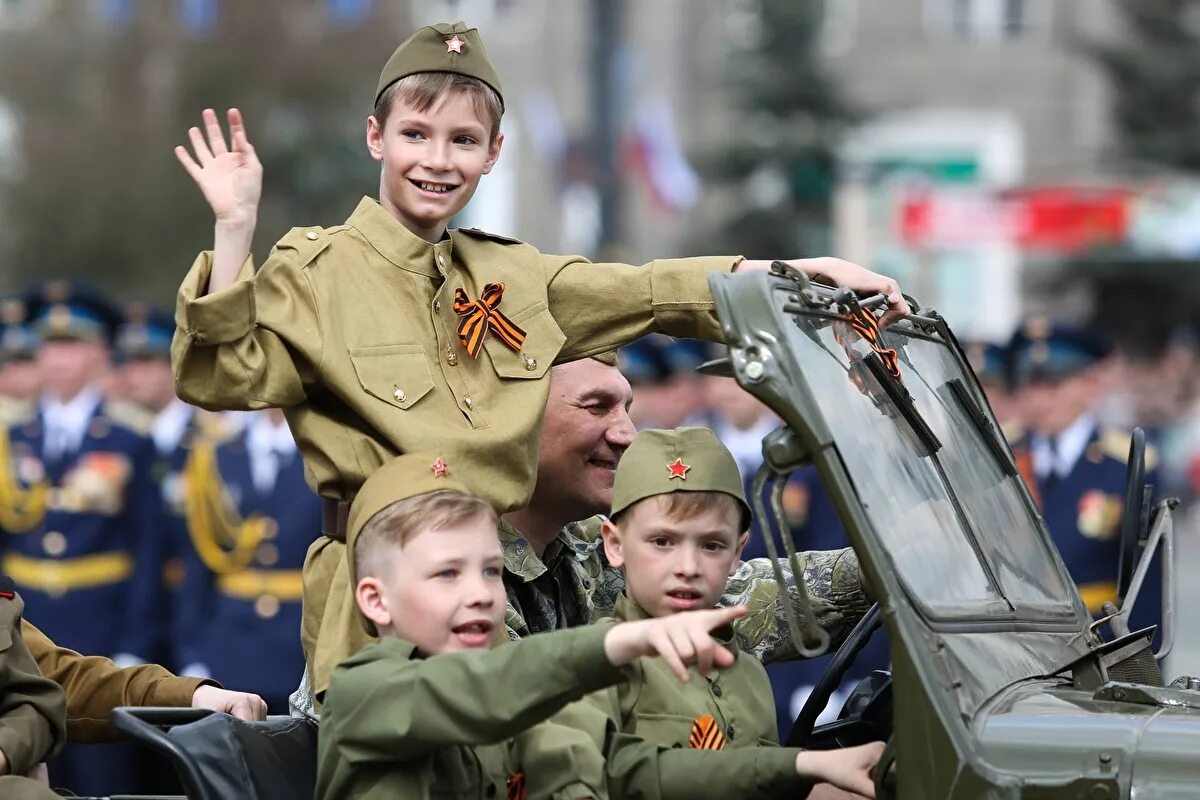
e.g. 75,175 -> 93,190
175,108 -> 262,228
603,605 -> 746,681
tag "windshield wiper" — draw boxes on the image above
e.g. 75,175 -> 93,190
942,378 -> 1017,479
859,351 -> 942,457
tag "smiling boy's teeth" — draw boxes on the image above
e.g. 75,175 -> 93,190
418,181 -> 451,193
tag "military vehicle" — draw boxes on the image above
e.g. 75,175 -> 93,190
105,265 -> 1186,799
706,264 -> 1188,799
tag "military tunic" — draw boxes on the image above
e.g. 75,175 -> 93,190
174,197 -> 738,695
173,196 -> 735,509
20,619 -> 211,743
174,419 -> 318,711
316,625 -> 622,800
594,595 -> 778,749
0,583 -> 65,779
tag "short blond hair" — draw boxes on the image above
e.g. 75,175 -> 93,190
615,490 -> 746,531
354,489 -> 497,579
374,72 -> 503,143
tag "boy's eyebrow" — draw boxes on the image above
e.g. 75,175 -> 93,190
642,523 -> 738,541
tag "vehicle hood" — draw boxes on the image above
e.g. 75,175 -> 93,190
972,680 -> 1200,797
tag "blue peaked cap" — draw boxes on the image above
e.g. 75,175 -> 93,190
1009,318 -> 1112,385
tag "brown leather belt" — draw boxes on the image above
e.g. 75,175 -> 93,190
321,498 -> 352,543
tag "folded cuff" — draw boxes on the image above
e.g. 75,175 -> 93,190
649,256 -> 741,341
177,252 -> 257,345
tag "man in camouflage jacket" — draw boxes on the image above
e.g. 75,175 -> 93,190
498,356 -> 869,662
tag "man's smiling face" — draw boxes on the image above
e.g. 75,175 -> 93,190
534,359 -> 637,521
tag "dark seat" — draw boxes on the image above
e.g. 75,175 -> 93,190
111,708 -> 318,800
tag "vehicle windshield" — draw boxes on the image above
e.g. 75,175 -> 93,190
786,310 -> 1075,621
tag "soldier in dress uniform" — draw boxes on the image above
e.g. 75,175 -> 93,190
114,304 -> 238,670
175,407 -> 321,713
0,298 -> 41,428
0,281 -> 166,795
1008,318 -> 1162,635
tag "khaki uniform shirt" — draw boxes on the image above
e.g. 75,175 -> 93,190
173,197 -> 737,693
316,625 -> 621,800
21,620 -> 211,743
0,589 -> 65,776
592,595 -> 778,749
173,196 -> 735,510
546,668 -> 810,799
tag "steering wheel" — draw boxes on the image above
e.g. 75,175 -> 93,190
786,603 -> 883,747
1116,427 -> 1147,605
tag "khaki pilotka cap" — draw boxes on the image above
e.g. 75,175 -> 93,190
611,427 -> 752,526
374,21 -> 505,109
346,451 -> 477,635
347,451 -> 473,581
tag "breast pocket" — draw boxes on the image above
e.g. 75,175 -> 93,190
630,712 -> 697,749
483,303 -> 566,380
348,344 -> 435,411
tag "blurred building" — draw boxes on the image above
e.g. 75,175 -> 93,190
818,0 -> 1126,338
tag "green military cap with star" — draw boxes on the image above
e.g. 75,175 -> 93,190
375,21 -> 504,109
611,427 -> 751,525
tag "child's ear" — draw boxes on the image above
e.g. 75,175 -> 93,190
355,576 -> 392,629
730,532 -> 750,575
601,517 -> 625,569
482,131 -> 504,175
366,115 -> 385,162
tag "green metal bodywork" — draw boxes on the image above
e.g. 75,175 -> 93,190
708,269 -> 1200,798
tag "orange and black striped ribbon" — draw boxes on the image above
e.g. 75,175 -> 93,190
688,714 -> 727,751
453,283 -> 526,359
506,772 -> 526,800
848,306 -> 901,380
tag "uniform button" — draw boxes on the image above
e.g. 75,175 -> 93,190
523,354 -> 537,371
305,231 -> 319,241
437,254 -> 446,265
255,595 -> 280,619
42,531 -> 66,557
257,543 -> 279,566
433,300 -> 441,312
392,385 -> 406,403
446,350 -> 458,366
727,725 -> 736,740
712,683 -> 723,698
463,396 -> 473,409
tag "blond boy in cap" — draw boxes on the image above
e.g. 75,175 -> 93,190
318,451 -> 752,799
172,20 -> 906,699
319,452 -> 883,800
596,427 -> 780,749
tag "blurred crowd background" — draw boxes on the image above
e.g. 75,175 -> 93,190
2,0 -> 1200,772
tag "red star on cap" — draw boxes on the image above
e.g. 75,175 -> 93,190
445,34 -> 465,54
431,458 -> 449,477
667,458 -> 691,480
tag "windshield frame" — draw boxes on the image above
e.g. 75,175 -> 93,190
710,270 -> 1091,633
